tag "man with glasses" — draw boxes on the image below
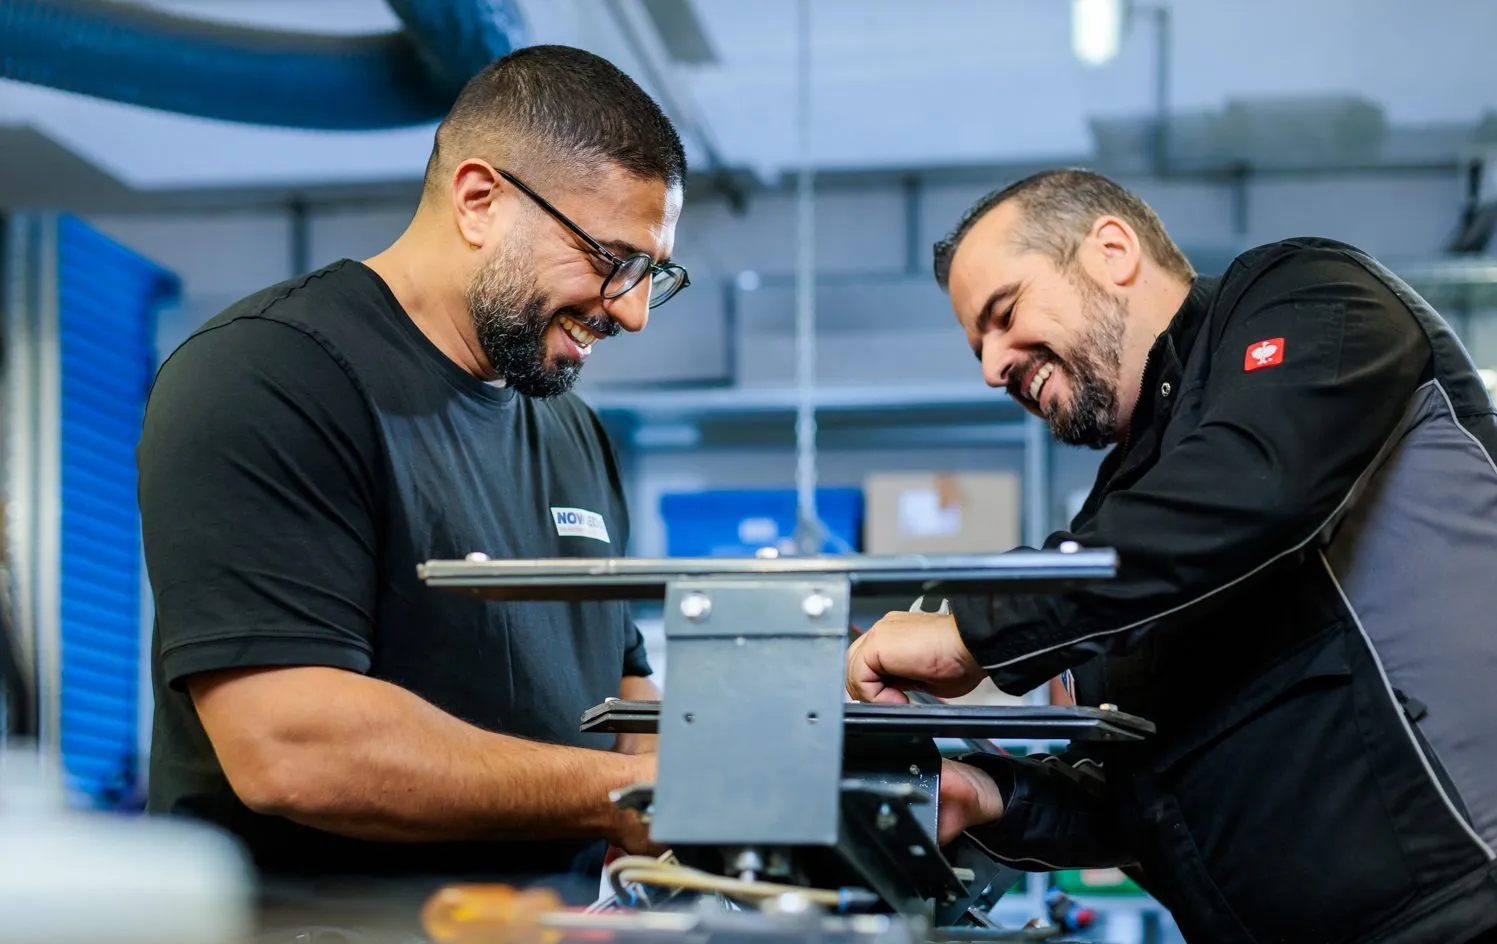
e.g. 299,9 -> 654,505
137,45 -> 687,909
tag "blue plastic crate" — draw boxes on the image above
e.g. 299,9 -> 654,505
660,488 -> 864,557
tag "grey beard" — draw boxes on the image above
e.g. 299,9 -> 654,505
1046,278 -> 1126,449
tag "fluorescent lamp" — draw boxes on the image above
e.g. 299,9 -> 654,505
1073,0 -> 1124,66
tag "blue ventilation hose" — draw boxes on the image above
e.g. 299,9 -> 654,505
0,0 -> 526,129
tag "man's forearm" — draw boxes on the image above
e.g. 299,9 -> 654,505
192,666 -> 650,845
613,674 -> 661,755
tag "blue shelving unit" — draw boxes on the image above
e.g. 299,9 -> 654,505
4,212 -> 177,808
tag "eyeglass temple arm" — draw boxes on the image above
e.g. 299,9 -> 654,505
495,170 -> 620,263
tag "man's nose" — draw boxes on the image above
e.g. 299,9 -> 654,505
981,342 -> 1016,389
603,283 -> 650,334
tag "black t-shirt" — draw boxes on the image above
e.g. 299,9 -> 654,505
139,259 -> 651,882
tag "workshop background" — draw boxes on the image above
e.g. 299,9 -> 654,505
1,0 -> 1496,941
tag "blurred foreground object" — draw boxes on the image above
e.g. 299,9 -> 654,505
0,745 -> 253,944
422,884 -> 563,944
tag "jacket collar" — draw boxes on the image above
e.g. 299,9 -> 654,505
1144,276 -> 1217,391
1127,276 -> 1218,433
1075,277 -> 1222,511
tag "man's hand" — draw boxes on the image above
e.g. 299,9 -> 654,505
938,759 -> 1005,845
845,611 -> 986,704
607,752 -> 665,855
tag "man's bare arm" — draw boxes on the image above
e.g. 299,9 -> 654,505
189,666 -> 654,849
613,675 -> 662,755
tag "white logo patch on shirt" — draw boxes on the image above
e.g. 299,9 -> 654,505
551,507 -> 611,543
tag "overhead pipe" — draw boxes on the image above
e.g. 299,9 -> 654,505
0,0 -> 525,130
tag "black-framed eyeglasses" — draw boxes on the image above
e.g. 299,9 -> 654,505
497,169 -> 690,309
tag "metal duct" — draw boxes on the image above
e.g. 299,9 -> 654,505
0,0 -> 527,130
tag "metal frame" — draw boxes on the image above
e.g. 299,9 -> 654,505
1,213 -> 36,738
33,214 -> 62,754
2,213 -> 61,751
416,548 -> 1118,601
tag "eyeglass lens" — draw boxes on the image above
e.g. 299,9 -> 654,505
603,254 -> 687,309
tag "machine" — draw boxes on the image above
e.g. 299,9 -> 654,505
417,549 -> 1154,942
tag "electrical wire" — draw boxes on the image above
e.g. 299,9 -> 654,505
605,855 -> 865,910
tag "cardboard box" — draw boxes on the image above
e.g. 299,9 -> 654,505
863,471 -> 1027,705
863,471 -> 1021,555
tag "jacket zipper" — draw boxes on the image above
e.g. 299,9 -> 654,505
1120,347 -> 1157,454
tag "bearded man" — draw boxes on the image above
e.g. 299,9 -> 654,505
139,45 -> 687,897
848,168 -> 1497,943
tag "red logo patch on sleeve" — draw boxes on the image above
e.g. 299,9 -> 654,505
1244,338 -> 1285,372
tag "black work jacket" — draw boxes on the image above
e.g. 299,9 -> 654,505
953,238 -> 1497,943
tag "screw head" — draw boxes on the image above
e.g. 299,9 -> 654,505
465,551 -> 490,562
802,591 -> 833,619
1058,540 -> 1080,554
909,764 -> 921,776
679,592 -> 712,622
1100,702 -> 1118,711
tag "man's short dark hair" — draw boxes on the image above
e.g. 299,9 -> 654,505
932,169 -> 1195,289
421,44 -> 686,200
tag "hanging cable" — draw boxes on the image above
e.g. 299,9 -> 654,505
792,0 -> 823,557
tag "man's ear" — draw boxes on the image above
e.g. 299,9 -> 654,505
451,159 -> 501,250
1089,215 -> 1143,288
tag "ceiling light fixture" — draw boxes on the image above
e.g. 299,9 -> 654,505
1072,0 -> 1125,66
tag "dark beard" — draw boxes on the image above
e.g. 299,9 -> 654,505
1012,275 -> 1127,449
465,244 -> 614,399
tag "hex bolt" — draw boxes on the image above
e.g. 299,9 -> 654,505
679,592 -> 712,622
802,591 -> 833,619
732,848 -> 765,884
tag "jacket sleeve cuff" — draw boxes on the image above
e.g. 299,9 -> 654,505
948,593 -> 998,658
953,752 -> 1132,870
948,593 -> 1055,695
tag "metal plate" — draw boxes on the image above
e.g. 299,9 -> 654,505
416,549 -> 1118,601
651,579 -> 849,846
582,701 -> 1154,743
